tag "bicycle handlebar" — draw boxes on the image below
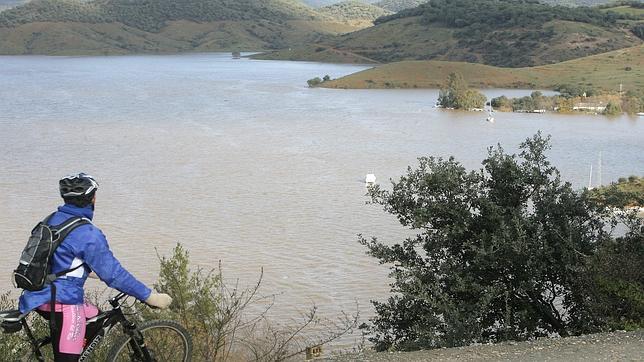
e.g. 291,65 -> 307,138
108,292 -> 159,310
109,292 -> 128,308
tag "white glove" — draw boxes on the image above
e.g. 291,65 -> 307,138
145,293 -> 173,309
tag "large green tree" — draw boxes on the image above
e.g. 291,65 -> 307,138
360,133 -> 643,351
438,72 -> 486,110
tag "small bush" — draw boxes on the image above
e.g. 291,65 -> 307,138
307,77 -> 322,87
146,244 -> 359,361
604,101 -> 622,116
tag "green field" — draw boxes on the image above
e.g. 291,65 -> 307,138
322,45 -> 644,92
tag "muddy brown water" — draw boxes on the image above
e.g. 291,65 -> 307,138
1,53 -> 642,349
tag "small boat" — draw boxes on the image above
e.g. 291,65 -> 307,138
638,112 -> 644,117
485,100 -> 494,123
365,174 -> 376,186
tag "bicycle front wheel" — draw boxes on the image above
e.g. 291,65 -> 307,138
107,320 -> 192,362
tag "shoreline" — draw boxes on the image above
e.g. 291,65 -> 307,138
316,45 -> 643,92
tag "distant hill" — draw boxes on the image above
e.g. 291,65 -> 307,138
303,0 -> 380,7
0,0 -> 368,54
318,1 -> 392,26
540,0 -> 617,5
0,0 -> 27,11
0,0 -> 322,32
302,0 -> 615,8
303,0 -> 346,6
303,0 -> 424,12
322,44 -> 644,91
258,0 -> 643,67
374,0 -> 428,12
303,0 -> 622,9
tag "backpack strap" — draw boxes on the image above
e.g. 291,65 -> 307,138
50,217 -> 91,243
46,216 -> 92,280
43,212 -> 57,225
30,212 -> 57,234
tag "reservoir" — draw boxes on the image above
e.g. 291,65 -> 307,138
0,53 -> 642,345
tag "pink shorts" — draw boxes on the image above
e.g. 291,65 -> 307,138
38,303 -> 99,355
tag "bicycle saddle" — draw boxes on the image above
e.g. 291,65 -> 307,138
0,309 -> 26,334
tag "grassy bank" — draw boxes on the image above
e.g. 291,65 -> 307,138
251,44 -> 379,63
321,45 -> 644,91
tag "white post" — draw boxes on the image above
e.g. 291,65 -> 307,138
598,152 -> 602,186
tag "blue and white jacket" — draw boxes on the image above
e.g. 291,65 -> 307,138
19,204 -> 151,313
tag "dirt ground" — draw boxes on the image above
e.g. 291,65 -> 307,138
323,330 -> 643,361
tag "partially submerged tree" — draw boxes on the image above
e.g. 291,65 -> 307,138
438,72 -> 486,110
360,133 -> 643,351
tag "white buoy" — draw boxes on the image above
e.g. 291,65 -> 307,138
365,174 -> 376,186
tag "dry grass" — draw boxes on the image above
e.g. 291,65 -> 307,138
251,44 -> 379,64
323,45 -> 644,92
0,19 -> 366,55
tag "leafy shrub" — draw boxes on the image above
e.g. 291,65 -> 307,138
307,77 -> 323,87
359,133 -> 642,351
438,72 -> 486,110
555,83 -> 597,98
588,222 -> 644,331
143,244 -> 359,361
632,24 -> 644,40
603,101 -> 622,116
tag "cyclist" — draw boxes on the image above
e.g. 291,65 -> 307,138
18,173 -> 172,362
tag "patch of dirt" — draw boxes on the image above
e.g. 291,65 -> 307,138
324,330 -> 644,361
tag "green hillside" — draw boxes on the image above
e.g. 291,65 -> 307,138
0,0 -> 322,32
541,0 -> 618,6
303,0 -> 382,7
258,0 -> 643,67
0,0 -> 369,54
322,45 -> 644,91
318,1 -> 392,24
374,0 -> 428,12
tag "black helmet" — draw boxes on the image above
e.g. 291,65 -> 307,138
59,173 -> 99,207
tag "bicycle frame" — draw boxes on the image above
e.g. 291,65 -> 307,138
23,292 -> 153,362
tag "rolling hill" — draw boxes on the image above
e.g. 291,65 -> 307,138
318,1 -> 392,27
0,0 -> 323,32
0,0 -> 369,54
302,0 -> 619,8
256,0 -> 643,67
374,0 -> 428,12
321,44 -> 644,92
303,0 -> 378,7
541,0 -> 620,5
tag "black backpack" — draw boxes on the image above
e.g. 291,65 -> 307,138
14,213 -> 90,291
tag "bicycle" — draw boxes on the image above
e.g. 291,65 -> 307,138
0,292 -> 192,361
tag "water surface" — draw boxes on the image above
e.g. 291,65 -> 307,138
0,53 -> 642,346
